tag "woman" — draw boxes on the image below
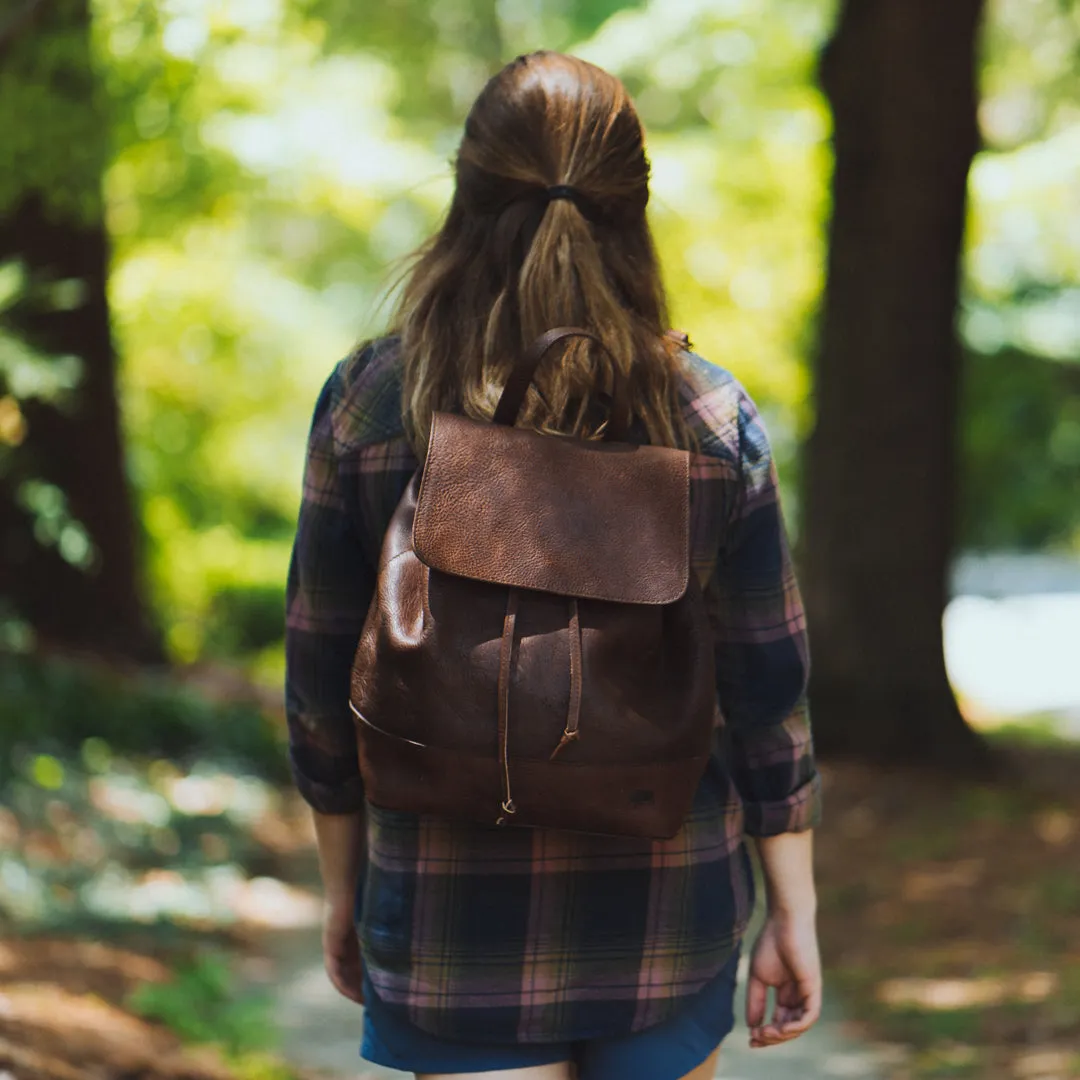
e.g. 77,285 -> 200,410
285,51 -> 822,1080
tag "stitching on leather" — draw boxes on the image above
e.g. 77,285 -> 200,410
411,413 -> 441,561
349,700 -> 429,748
420,563 -> 431,629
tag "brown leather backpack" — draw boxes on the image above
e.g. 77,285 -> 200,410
349,327 -> 717,839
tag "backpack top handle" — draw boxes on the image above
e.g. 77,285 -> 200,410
492,327 -> 631,442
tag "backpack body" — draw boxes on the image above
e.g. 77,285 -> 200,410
349,329 -> 717,839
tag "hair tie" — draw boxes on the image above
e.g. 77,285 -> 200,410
542,184 -> 605,224
545,185 -> 580,203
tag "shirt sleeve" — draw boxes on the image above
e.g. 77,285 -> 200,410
284,362 -> 374,815
709,388 -> 822,837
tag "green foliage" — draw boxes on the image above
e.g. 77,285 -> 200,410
17,480 -> 99,571
0,0 -> 107,222
961,348 -> 1080,549
204,584 -> 288,657
1040,869 -> 1080,916
126,948 -> 280,1056
0,653 -> 288,782
886,826 -> 962,863
955,783 -> 1034,827
0,260 -> 86,406
225,1054 -> 303,1080
0,600 -> 34,653
978,0 -> 1080,152
0,262 -> 98,588
886,1005 -> 985,1046
124,950 -> 308,1075
961,0 -> 1080,550
984,714 -> 1073,747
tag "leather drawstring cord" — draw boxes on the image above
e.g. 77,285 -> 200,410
496,589 -> 519,825
550,599 -> 582,761
496,593 -> 584,825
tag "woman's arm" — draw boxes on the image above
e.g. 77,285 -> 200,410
707,384 -> 824,1047
708,389 -> 821,841
285,364 -> 373,816
285,362 -> 376,1004
313,808 -> 365,911
746,831 -> 821,1047
755,830 -> 817,919
313,809 -> 366,1005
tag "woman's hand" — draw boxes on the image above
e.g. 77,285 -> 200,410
310,809 -> 366,1005
322,901 -> 365,1005
746,911 -> 822,1048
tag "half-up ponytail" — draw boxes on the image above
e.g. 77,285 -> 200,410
395,51 -> 689,453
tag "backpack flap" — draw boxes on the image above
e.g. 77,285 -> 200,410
413,411 -> 690,605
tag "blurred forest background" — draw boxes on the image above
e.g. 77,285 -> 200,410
1,1 -> 1079,1079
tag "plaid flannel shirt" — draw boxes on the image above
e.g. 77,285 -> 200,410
285,337 -> 821,1043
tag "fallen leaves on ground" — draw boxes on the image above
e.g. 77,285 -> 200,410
815,743 -> 1080,1080
0,938 -> 234,1080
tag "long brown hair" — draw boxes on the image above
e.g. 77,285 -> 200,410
394,51 -> 688,452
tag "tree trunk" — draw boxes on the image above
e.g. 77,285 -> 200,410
0,0 -> 160,662
803,0 -> 990,766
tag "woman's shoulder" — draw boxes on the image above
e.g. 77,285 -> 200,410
324,335 -> 407,455
673,346 -> 756,464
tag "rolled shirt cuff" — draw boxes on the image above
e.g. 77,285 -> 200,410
289,751 -> 366,815
741,771 -> 822,837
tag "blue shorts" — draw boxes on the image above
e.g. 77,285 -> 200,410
360,947 -> 740,1079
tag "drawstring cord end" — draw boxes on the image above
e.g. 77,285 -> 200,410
549,728 -> 580,761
